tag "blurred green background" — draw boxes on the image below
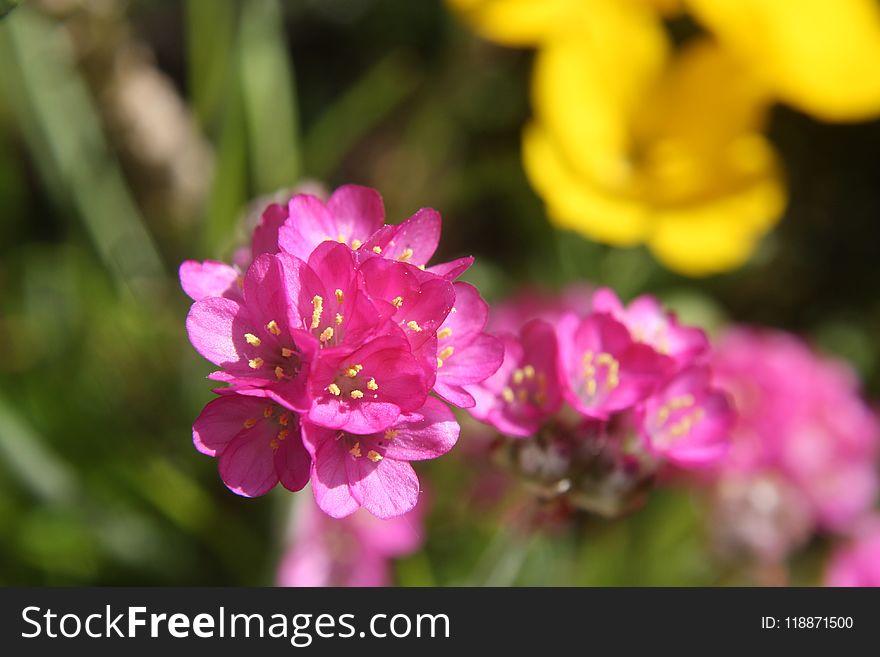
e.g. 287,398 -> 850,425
1,0 -> 878,585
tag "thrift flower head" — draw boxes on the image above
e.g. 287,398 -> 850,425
450,0 -> 880,275
468,286 -> 733,515
707,328 -> 880,560
181,185 -> 502,517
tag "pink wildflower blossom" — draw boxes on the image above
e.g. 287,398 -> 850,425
182,184 -> 499,516
639,366 -> 734,467
302,397 -> 459,518
555,312 -> 673,420
192,395 -> 309,497
592,288 -> 709,369
468,319 -> 563,437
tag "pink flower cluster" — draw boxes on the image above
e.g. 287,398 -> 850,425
180,185 -> 503,518
707,328 -> 880,565
469,286 -> 735,471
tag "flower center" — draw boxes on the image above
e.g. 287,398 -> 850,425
502,363 -> 547,406
325,363 -> 380,402
654,394 -> 705,446
242,318 -> 301,380
581,350 -> 619,398
240,404 -> 294,452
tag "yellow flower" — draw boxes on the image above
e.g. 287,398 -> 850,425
449,0 -> 880,275
689,0 -> 880,122
526,36 -> 784,274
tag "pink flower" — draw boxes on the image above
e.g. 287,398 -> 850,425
307,330 -> 431,434
281,241 -> 384,350
468,319 -> 562,437
181,184 -> 497,516
638,366 -> 734,467
192,395 -> 310,497
556,312 -> 673,420
278,185 -> 385,260
302,397 -> 459,518
185,253 -> 315,411
711,327 -> 879,531
277,495 -> 425,587
359,256 -> 456,355
433,282 -> 504,408
592,288 -> 709,369
825,518 -> 880,587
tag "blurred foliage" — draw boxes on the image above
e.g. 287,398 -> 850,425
0,0 -> 878,585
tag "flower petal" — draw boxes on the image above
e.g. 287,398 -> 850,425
381,397 -> 460,461
326,184 -> 385,243
347,456 -> 420,519
303,424 -> 361,518
179,260 -> 241,302
217,428 -> 279,497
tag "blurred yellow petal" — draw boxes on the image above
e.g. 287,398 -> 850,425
446,0 -> 588,46
690,0 -> 880,121
531,2 -> 669,183
525,38 -> 786,275
649,171 -> 786,275
522,122 -> 649,245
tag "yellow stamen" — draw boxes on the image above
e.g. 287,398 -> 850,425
319,327 -> 334,342
397,247 -> 414,262
337,233 -> 346,243
277,429 -> 289,441
248,357 -> 264,369
335,288 -> 344,304
367,377 -> 378,391
244,333 -> 261,347
281,347 -> 294,358
349,442 -> 362,458
502,387 -> 515,403
406,320 -> 422,332
275,366 -> 285,380
438,346 -> 455,362
372,246 -> 382,254
437,357 -> 444,368
523,365 -> 535,379
270,439 -> 279,450
263,405 -> 274,418
391,296 -> 404,309
384,429 -> 399,441
437,327 -> 453,340
350,389 -> 364,399
327,383 -> 341,396
344,364 -> 363,378
367,450 -> 383,463
278,413 -> 289,426
335,313 -> 344,326
512,369 -> 524,385
310,295 -> 323,329
586,379 -> 597,397
243,418 -> 257,429
351,239 -> 362,250
266,320 -> 281,336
